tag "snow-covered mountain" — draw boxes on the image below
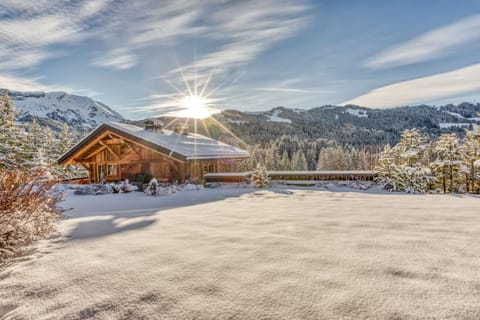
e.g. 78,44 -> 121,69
3,89 -> 124,131
214,104 -> 480,146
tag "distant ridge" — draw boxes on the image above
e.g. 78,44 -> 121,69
1,89 -> 124,133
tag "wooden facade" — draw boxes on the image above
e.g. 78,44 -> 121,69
58,123 -> 249,183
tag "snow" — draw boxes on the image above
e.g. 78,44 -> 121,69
344,108 -> 368,118
226,119 -> 247,124
6,89 -> 124,128
2,187 -> 480,319
78,122 -> 249,160
266,110 -> 292,123
445,111 -> 465,119
439,122 -> 470,128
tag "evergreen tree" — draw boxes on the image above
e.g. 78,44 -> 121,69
0,93 -> 29,168
432,133 -> 462,193
58,123 -> 74,155
264,144 -> 279,170
43,126 -> 55,162
462,130 -> 480,193
250,165 -> 269,188
375,129 -> 433,193
292,149 -> 308,171
279,150 -> 291,171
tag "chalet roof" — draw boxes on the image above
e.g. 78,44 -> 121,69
58,122 -> 249,164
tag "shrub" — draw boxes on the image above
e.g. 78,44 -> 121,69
0,168 -> 61,258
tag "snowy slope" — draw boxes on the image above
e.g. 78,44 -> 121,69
266,109 -> 292,123
4,89 -> 124,129
2,188 -> 480,319
345,108 -> 368,118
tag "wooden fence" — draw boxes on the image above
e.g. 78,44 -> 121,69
204,170 -> 375,185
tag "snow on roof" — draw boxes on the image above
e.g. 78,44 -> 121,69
103,122 -> 249,160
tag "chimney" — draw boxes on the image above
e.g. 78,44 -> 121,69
174,124 -> 189,134
144,118 -> 164,133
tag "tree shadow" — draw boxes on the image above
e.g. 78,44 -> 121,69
63,187 -> 257,240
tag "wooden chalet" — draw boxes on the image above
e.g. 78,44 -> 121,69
58,121 -> 249,183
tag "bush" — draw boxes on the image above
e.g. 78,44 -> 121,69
0,168 -> 61,258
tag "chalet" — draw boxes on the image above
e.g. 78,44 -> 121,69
58,120 -> 249,183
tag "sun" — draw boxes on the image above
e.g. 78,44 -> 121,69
182,95 -> 214,119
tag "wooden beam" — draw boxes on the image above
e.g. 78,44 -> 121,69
123,140 -> 141,157
99,141 -> 120,160
65,131 -> 112,163
104,138 -> 124,145
77,145 -> 107,161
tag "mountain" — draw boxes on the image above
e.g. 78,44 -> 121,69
214,104 -> 480,146
3,89 -> 124,133
5,87 -> 480,148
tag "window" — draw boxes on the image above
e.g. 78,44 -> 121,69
98,165 -> 105,180
107,164 -> 118,176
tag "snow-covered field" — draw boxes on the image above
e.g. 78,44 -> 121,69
1,187 -> 480,319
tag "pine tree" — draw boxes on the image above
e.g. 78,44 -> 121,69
250,165 -> 269,188
432,133 -> 462,193
58,123 -> 74,155
462,130 -> 480,193
279,150 -> 291,171
264,144 -> 279,170
292,149 -> 308,171
0,92 -> 29,168
375,145 -> 402,191
375,129 -> 433,193
43,126 -> 55,162
305,145 -> 318,170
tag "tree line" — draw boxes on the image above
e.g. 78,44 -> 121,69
236,135 -> 378,171
0,93 -> 82,179
376,128 -> 480,193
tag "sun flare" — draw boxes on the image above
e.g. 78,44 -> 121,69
182,95 -> 214,119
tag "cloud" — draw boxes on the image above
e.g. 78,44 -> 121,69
0,0 -> 111,93
255,87 -> 335,94
341,63 -> 480,107
0,1 -> 110,71
0,0 -> 308,101
0,74 -> 101,98
168,1 -> 308,78
0,74 -> 49,91
91,48 -> 137,70
366,14 -> 480,69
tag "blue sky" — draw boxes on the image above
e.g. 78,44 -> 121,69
1,0 -> 480,119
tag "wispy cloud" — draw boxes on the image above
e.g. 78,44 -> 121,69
91,48 -> 137,70
0,0 -> 111,93
0,73 -> 101,97
366,14 -> 480,69
0,0 -> 308,100
0,74 -> 49,92
255,87 -> 334,93
341,63 -> 480,107
0,1 -> 109,71
168,1 -> 308,78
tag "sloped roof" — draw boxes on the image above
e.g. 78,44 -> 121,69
58,122 -> 249,164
